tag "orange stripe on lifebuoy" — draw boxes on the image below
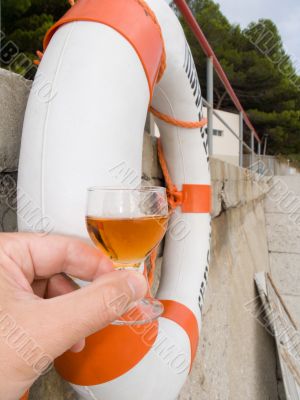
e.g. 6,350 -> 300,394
43,0 -> 164,98
161,300 -> 199,368
55,301 -> 198,384
181,184 -> 211,213
55,320 -> 158,385
157,139 -> 212,213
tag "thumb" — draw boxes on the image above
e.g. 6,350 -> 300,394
34,270 -> 147,359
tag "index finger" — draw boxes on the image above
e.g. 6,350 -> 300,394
0,233 -> 113,283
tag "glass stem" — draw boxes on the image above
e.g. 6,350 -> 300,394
114,262 -> 152,298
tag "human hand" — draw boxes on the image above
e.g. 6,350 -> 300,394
0,233 -> 147,400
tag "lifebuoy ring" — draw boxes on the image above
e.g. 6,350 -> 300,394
18,0 -> 211,399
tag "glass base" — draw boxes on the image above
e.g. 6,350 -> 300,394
111,298 -> 164,326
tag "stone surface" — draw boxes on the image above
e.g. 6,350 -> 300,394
281,295 -> 300,330
269,252 -> 300,296
142,132 -> 163,186
264,176 -> 300,214
264,175 -> 300,345
0,68 -> 31,172
265,213 -> 300,254
179,200 -> 278,400
0,172 -> 18,232
29,369 -> 77,400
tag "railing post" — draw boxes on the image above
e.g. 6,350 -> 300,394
258,141 -> 261,157
251,131 -> 255,167
239,111 -> 243,167
263,134 -> 268,155
207,57 -> 213,156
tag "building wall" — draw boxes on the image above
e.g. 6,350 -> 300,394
151,108 -> 240,168
202,107 -> 240,166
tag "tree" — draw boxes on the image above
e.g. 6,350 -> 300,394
1,0 -> 68,77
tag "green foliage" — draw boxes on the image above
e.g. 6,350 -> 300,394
1,0 -> 68,77
2,0 -> 33,20
179,0 -> 300,155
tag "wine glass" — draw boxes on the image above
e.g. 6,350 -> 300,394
86,186 -> 169,325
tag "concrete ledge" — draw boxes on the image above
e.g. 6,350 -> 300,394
210,158 -> 272,218
0,69 -> 31,172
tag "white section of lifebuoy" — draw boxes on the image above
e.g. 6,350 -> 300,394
147,0 -> 211,322
18,21 -> 149,237
18,1 -> 210,399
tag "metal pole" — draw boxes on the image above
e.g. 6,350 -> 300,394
258,141 -> 261,156
263,135 -> 268,155
207,57 -> 213,156
239,112 -> 243,167
174,0 -> 259,141
251,131 -> 255,166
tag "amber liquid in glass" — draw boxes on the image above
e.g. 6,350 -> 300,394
86,215 -> 168,266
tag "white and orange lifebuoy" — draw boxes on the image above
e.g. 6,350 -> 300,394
18,0 -> 211,399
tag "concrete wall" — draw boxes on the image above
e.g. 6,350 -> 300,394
0,69 -> 32,232
0,69 -> 280,399
243,154 -> 299,176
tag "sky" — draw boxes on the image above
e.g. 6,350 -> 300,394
216,0 -> 300,67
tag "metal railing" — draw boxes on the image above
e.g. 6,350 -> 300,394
173,0 -> 262,167
202,98 -> 253,154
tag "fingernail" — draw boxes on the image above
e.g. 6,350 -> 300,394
126,272 -> 147,299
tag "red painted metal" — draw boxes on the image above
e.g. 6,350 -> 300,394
173,0 -> 261,142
